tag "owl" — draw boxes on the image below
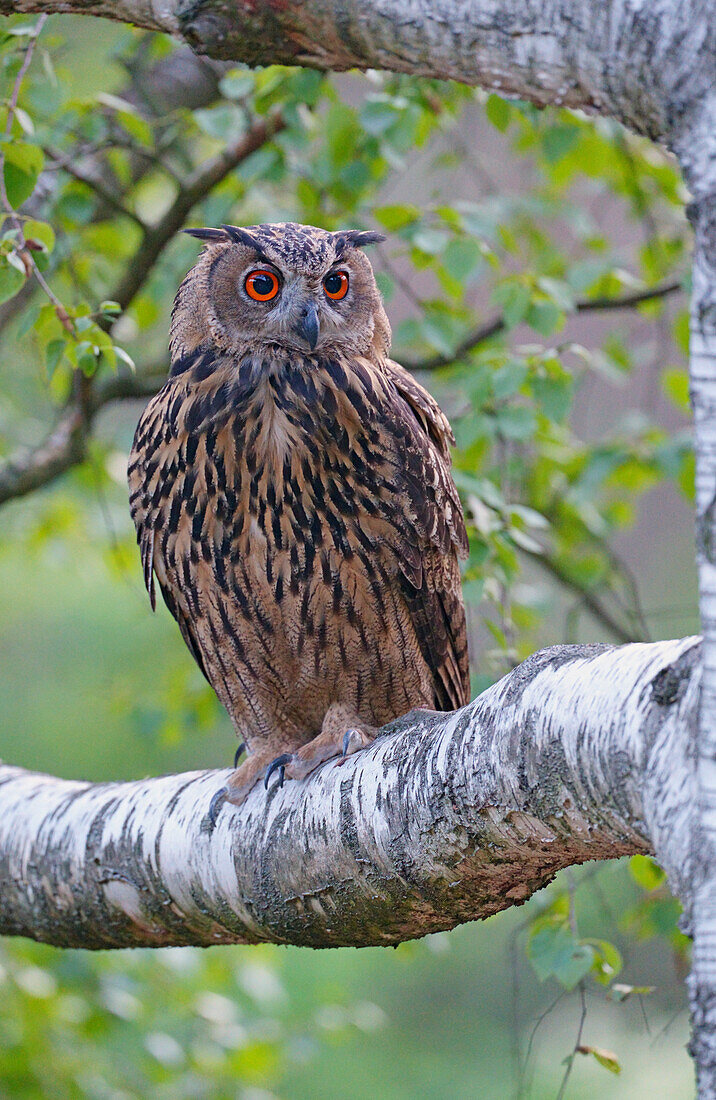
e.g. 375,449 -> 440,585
128,222 -> 470,822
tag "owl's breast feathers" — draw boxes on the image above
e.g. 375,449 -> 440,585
128,346 -> 470,723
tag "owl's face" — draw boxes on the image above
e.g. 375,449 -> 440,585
179,222 -> 391,361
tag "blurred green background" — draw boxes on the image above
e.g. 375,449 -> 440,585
0,10 -> 701,1098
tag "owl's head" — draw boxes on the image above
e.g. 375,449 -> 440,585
172,222 -> 391,362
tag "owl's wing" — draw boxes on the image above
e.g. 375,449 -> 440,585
128,374 -> 211,684
380,358 -> 470,712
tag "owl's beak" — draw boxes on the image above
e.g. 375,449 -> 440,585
297,303 -> 320,350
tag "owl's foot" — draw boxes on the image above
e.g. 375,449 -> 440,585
206,747 -> 279,827
264,706 -> 377,792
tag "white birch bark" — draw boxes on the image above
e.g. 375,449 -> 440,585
0,640 -> 697,949
672,91 -> 716,1092
1,1 -> 714,145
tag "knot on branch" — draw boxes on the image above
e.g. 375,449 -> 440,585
178,0 -> 298,65
651,654 -> 694,707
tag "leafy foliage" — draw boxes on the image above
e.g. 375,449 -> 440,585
0,11 -> 697,1097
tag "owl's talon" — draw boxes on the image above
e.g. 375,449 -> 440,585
208,785 -> 229,828
233,742 -> 246,769
265,753 -> 293,791
341,727 -> 369,760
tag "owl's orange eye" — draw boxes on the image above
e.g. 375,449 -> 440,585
245,269 -> 280,301
323,270 -> 349,300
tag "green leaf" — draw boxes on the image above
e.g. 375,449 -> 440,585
22,219 -> 54,253
45,338 -> 67,375
608,983 -> 655,1002
585,938 -> 623,985
99,300 -> 122,316
679,450 -> 695,502
374,204 -> 421,231
662,367 -> 690,412
526,299 -> 563,336
0,262 -> 25,304
194,103 -> 246,141
629,855 -> 666,891
14,107 -> 34,136
114,346 -> 135,371
360,98 -> 401,136
492,360 -> 527,400
485,94 -> 511,132
411,229 -> 449,255
443,237 -> 483,280
531,375 -> 572,422
495,405 -> 536,441
577,1045 -> 621,1075
493,281 -> 531,328
527,923 -> 594,989
218,71 -> 256,100
1,140 -> 44,207
542,124 -> 579,163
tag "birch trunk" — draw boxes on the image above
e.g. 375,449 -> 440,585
673,92 -> 716,1093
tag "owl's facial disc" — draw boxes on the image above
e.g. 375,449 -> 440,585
239,263 -> 358,354
193,227 -> 390,359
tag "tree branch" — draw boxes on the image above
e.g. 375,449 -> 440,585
42,147 -> 147,230
108,110 -> 285,314
0,638 -> 697,949
0,112 -> 285,508
1,1 -> 712,146
403,279 -> 684,373
524,546 -> 640,645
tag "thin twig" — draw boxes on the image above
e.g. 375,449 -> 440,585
4,16 -> 46,135
0,16 -> 73,331
0,112 -> 285,507
518,989 -> 568,1097
556,983 -> 588,1100
404,279 -> 683,371
524,545 -> 639,644
42,146 -> 147,230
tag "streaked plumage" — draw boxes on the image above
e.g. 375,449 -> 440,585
128,222 -> 469,814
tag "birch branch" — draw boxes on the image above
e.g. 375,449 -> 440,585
3,1 -> 715,144
0,638 -> 697,951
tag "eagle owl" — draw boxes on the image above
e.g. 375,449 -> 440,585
128,222 -> 469,821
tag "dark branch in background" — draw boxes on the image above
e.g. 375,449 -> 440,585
42,148 -> 147,230
0,275 -> 679,510
405,279 -> 684,372
525,545 -> 640,645
0,112 -> 284,507
0,47 -> 228,338
109,112 -> 285,314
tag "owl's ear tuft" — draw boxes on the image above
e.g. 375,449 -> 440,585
333,230 -> 387,255
183,227 -> 231,243
220,224 -> 265,250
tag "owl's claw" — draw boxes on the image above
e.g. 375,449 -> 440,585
265,753 -> 293,791
233,742 -> 246,769
340,727 -> 374,762
341,728 -> 359,759
207,785 -> 229,828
